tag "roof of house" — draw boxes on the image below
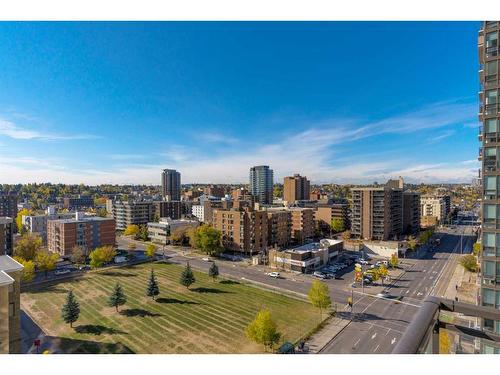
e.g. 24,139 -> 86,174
0,255 -> 24,273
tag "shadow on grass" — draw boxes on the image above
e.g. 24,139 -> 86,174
49,336 -> 135,354
75,324 -> 127,336
156,297 -> 200,305
219,280 -> 240,285
99,271 -> 137,278
190,287 -> 231,294
119,308 -> 162,317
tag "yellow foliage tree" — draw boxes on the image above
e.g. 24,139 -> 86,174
36,251 -> 59,278
145,243 -> 157,258
124,224 -> 140,236
15,208 -> 32,233
307,280 -> 332,319
13,256 -> 36,282
14,233 -> 42,261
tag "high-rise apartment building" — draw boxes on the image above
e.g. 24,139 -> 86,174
109,200 -> 155,230
0,218 -> 14,256
402,191 -> 421,234
161,169 -> 181,201
479,21 -> 500,342
0,192 -> 17,224
289,207 -> 315,242
249,165 -> 273,204
266,209 -> 292,249
420,195 -> 450,226
314,203 -> 351,233
212,205 -> 268,255
351,185 -> 402,241
283,174 -> 310,203
47,213 -> 116,257
153,200 -> 182,220
0,255 -> 23,353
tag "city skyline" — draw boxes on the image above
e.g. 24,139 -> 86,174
0,22 -> 480,185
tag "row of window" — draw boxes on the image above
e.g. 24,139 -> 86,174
483,260 -> 500,279
482,287 -> 500,309
482,232 -> 500,257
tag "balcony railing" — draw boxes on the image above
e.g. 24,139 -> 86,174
393,296 -> 500,354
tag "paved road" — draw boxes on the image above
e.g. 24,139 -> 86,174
320,227 -> 476,353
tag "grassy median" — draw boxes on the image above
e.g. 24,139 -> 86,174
21,262 -> 319,353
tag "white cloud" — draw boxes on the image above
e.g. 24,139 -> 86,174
0,118 -> 99,141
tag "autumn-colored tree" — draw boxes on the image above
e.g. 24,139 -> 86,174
378,265 -> 389,285
145,243 -> 157,258
473,242 -> 481,257
189,224 -> 222,256
89,246 -> 117,268
307,280 -> 332,319
14,233 -> 42,261
245,309 -> 281,352
390,253 -> 399,268
330,218 -> 345,234
13,256 -> 36,282
70,246 -> 86,265
124,224 -> 140,236
15,208 -> 32,233
36,251 -> 59,278
341,230 -> 351,242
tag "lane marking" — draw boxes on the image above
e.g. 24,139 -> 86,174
353,338 -> 360,347
371,333 -> 377,340
373,344 -> 380,352
391,338 -> 397,345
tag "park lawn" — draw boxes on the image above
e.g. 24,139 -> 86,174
21,262 -> 321,354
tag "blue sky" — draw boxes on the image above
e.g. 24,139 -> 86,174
0,22 -> 480,185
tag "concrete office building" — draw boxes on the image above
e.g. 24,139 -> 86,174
0,218 -> 14,256
47,213 -> 116,257
148,218 -> 199,245
289,207 -> 315,242
402,191 -> 421,234
479,21 -> 500,342
249,165 -> 274,204
0,255 -> 23,353
191,200 -> 232,224
283,174 -> 310,203
63,195 -> 94,210
0,192 -> 17,224
161,169 -> 181,201
212,204 -> 268,255
109,200 -> 155,230
351,185 -> 403,241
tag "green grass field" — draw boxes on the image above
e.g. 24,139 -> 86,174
21,262 -> 321,353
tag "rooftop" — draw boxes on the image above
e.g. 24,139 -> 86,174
287,239 -> 343,253
0,271 -> 14,287
0,217 -> 13,224
0,255 -> 24,273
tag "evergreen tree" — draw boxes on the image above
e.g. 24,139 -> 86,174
108,282 -> 127,312
61,290 -> 80,328
208,262 -> 219,282
180,262 -> 195,289
146,269 -> 160,300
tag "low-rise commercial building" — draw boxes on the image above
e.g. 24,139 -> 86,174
0,255 -> 23,353
212,204 -> 268,255
47,213 -> 116,257
269,239 -> 343,273
147,218 -> 199,245
0,217 -> 14,256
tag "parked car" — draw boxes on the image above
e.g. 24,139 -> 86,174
54,269 -> 71,276
202,257 -> 213,262
359,259 -> 369,265
363,278 -> 372,284
333,273 -> 342,279
78,265 -> 90,271
313,271 -> 328,279
376,292 -> 390,298
267,272 -> 280,278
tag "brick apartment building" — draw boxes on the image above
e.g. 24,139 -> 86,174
153,200 -> 182,220
402,191 -> 421,234
266,209 -> 292,249
63,195 -> 94,210
283,174 -> 310,203
351,185 -> 403,241
0,217 -> 14,256
0,255 -> 23,353
314,203 -> 351,233
0,192 -> 17,224
289,207 -> 315,242
47,213 -> 115,257
212,203 -> 268,255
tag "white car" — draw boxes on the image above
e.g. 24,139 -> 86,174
359,259 -> 369,265
54,269 -> 71,276
376,292 -> 390,298
202,257 -> 213,262
267,272 -> 280,278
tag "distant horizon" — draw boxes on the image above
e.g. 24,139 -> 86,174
0,22 -> 480,185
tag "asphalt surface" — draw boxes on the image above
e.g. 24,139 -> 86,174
320,226 -> 476,354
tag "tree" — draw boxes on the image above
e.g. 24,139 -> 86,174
36,251 -> 59,278
189,225 -> 222,256
170,227 -> 190,245
89,246 -> 116,268
14,233 -> 42,261
61,290 -> 80,328
460,254 -> 478,272
108,283 -> 127,312
135,225 -> 149,241
124,224 -> 140,236
97,208 -> 107,218
13,257 -> 35,282
146,269 -> 160,300
390,253 -> 399,268
208,262 -> 219,282
70,246 -> 86,265
307,280 -> 332,319
370,269 -> 381,284
341,230 -> 351,242
245,309 -> 281,352
180,262 -> 195,289
15,208 -> 32,233
407,236 -> 418,251
473,242 -> 481,257
378,265 -> 389,285
153,214 -> 160,223
330,218 -> 345,234
145,243 -> 157,258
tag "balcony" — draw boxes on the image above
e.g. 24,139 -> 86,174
479,126 -> 483,141
479,148 -> 483,161
393,297 -> 500,354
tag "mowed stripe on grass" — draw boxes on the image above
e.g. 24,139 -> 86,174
21,262 -> 321,353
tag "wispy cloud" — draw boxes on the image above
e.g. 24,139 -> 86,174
426,129 -> 456,144
196,131 -> 239,145
0,117 -> 100,141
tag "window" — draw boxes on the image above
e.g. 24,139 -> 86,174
486,31 -> 498,47
486,118 -> 499,133
483,233 -> 496,256
484,204 -> 496,219
483,260 -> 495,278
9,302 -> 15,317
486,89 -> 498,104
486,60 -> 498,77
485,147 -> 497,158
483,288 -> 495,307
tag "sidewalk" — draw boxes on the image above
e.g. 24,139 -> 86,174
443,262 -> 478,305
305,308 -> 351,353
